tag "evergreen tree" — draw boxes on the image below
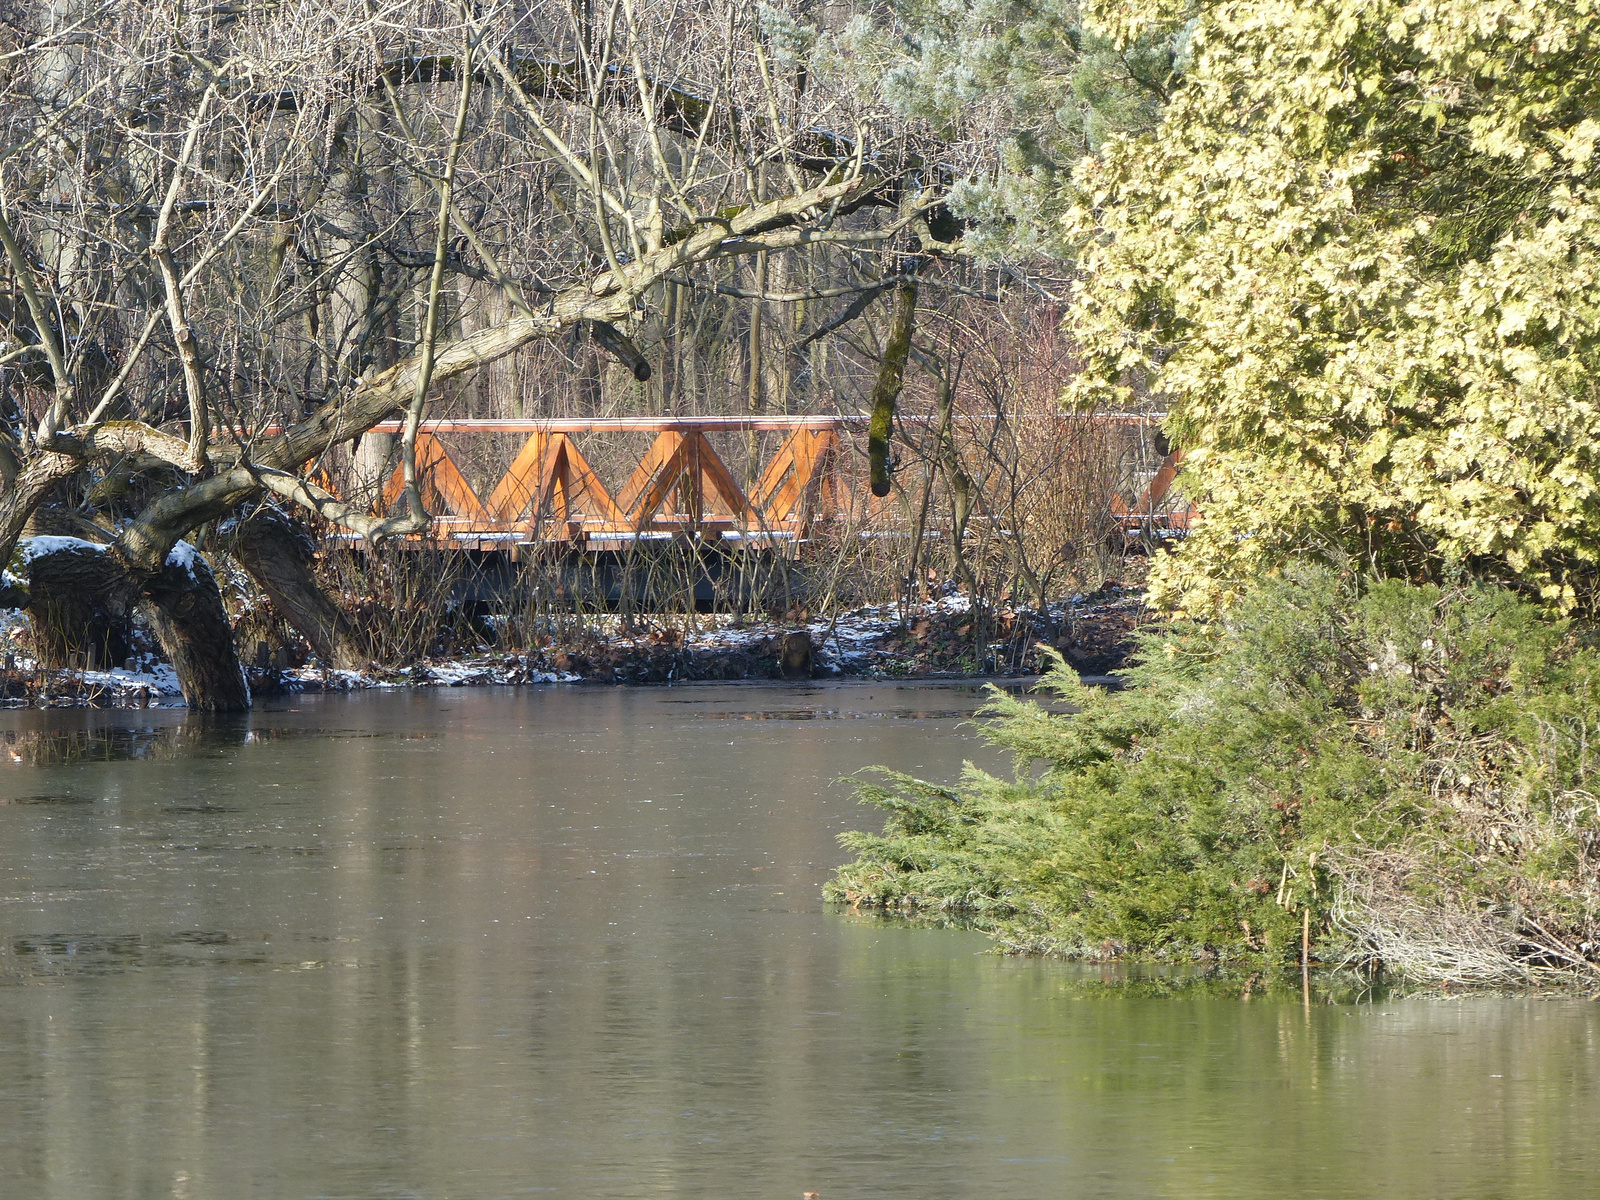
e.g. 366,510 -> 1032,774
766,1 -> 1186,257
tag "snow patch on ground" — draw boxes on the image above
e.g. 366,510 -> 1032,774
281,656 -> 578,693
0,661 -> 185,708
85,663 -> 184,697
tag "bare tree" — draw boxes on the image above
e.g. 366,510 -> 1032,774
0,0 -> 950,706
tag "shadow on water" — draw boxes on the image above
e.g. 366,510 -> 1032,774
1036,964 -> 1399,1004
833,907 -> 1399,1003
0,714 -> 243,767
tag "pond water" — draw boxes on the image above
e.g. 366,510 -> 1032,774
0,682 -> 1597,1199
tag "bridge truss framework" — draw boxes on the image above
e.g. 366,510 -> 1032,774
312,414 -> 1191,551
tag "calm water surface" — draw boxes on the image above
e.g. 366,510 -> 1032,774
0,682 -> 1596,1199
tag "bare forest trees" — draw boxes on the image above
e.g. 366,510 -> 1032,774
0,0 -> 961,707
886,298 -> 1134,616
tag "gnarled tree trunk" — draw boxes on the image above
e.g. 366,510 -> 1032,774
24,541 -> 134,668
231,508 -> 368,670
138,549 -> 252,711
868,282 -> 918,498
23,540 -> 251,711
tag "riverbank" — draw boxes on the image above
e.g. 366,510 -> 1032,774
0,583 -> 1148,707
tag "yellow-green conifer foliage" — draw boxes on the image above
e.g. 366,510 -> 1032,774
1065,0 -> 1600,613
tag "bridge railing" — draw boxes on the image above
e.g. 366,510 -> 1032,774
321,416 -> 860,550
306,412 -> 1193,548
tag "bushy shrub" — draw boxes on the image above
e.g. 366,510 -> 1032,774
829,567 -> 1600,985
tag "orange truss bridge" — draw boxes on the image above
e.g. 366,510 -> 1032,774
1112,447 -> 1192,534
306,414 -> 1191,549
329,416 -> 855,550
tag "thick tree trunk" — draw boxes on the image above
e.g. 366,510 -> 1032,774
137,549 -> 251,711
22,540 -> 251,711
231,508 -> 368,670
352,431 -> 394,506
23,542 -> 134,668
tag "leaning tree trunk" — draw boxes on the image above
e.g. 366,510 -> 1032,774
138,549 -> 252,711
23,539 -> 251,711
231,507 -> 369,670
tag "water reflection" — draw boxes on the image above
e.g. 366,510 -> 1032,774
0,685 -> 1595,1200
11,930 -> 255,976
0,713 -> 441,769
0,721 -> 201,766
692,708 -> 973,720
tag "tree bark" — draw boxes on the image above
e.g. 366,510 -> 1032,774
138,551 -> 252,712
0,452 -> 81,566
588,320 -> 652,380
22,540 -> 251,711
24,543 -> 133,669
868,282 -> 917,498
231,508 -> 368,670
